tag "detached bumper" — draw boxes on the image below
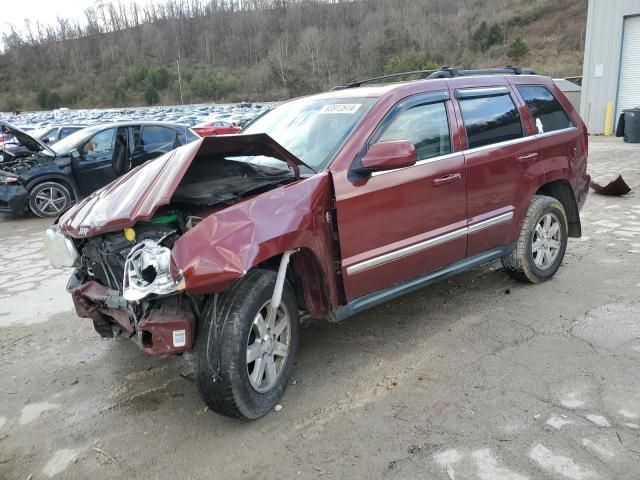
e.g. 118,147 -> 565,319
68,272 -> 195,357
0,184 -> 28,215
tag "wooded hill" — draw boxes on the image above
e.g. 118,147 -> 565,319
0,0 -> 587,111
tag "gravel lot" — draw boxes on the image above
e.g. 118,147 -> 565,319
1,137 -> 639,480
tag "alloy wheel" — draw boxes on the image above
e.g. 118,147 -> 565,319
246,301 -> 291,393
33,185 -> 68,216
532,213 -> 562,269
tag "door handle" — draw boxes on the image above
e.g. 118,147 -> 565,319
517,152 -> 539,163
433,173 -> 462,187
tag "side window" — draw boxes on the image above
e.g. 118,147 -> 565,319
518,86 -> 573,134
82,128 -> 115,156
459,94 -> 523,149
140,126 -> 177,153
59,127 -> 77,139
377,102 -> 451,161
40,128 -> 57,143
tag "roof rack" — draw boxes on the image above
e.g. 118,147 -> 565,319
333,65 -> 536,90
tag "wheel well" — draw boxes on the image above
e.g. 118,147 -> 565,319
536,180 -> 581,237
256,249 -> 331,318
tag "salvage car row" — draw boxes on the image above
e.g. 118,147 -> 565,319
0,103 -> 270,217
0,102 -> 269,131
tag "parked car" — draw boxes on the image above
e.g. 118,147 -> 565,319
0,121 -> 199,217
37,124 -> 88,144
45,68 -> 589,419
192,120 -> 242,137
0,124 -> 88,162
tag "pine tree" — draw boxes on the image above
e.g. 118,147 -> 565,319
507,37 -> 530,62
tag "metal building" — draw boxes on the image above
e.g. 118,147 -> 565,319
581,0 -> 640,134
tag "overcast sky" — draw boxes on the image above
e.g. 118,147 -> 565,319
1,0 -> 165,38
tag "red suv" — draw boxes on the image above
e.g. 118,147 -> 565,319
45,67 -> 589,419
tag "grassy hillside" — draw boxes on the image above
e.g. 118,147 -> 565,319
0,0 -> 587,111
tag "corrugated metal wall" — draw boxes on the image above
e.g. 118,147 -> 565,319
616,16 -> 640,115
580,0 -> 640,134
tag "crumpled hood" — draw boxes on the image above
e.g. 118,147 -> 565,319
58,133 -> 307,238
0,121 -> 55,156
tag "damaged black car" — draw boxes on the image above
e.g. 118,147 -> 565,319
0,121 -> 199,217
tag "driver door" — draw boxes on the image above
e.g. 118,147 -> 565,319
72,127 -> 129,197
333,94 -> 468,301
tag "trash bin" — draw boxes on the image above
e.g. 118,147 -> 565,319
624,108 -> 640,143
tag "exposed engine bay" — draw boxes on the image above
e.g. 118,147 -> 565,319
171,156 -> 296,207
0,154 -> 51,175
60,155 -> 298,355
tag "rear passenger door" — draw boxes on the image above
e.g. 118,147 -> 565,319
455,87 -> 542,257
515,85 -> 578,185
336,93 -> 468,301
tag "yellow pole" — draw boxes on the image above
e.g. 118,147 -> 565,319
604,101 -> 614,136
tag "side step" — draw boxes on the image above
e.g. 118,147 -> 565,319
333,244 -> 515,322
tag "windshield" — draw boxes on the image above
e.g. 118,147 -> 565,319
50,125 -> 98,155
243,96 -> 378,170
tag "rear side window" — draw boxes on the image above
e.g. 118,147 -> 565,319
377,102 -> 451,161
139,126 -> 180,153
141,126 -> 177,146
518,86 -> 573,134
459,94 -> 523,149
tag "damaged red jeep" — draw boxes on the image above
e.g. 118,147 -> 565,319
45,67 -> 589,419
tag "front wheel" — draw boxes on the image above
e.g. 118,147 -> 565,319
28,181 -> 73,218
195,269 -> 299,419
502,195 -> 569,283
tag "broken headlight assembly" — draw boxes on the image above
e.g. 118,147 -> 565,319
123,239 -> 185,302
44,226 -> 80,268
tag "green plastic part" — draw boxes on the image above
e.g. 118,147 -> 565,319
151,213 -> 178,224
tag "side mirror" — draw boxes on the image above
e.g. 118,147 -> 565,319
360,141 -> 417,173
70,148 -> 80,159
42,138 -> 50,144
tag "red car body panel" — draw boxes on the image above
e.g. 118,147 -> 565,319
170,172 -> 340,313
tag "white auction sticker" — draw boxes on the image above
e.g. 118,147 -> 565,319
320,103 -> 362,114
173,329 -> 186,347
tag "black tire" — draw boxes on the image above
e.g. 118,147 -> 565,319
28,181 -> 73,218
92,314 -> 122,338
502,195 -> 569,283
195,269 -> 299,419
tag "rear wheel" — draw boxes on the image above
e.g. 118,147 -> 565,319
502,195 -> 568,283
28,181 -> 72,218
195,269 -> 299,419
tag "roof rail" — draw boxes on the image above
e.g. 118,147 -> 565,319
332,65 -> 536,90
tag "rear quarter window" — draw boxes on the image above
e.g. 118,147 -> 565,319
141,126 -> 177,146
517,86 -> 573,134
459,94 -> 523,149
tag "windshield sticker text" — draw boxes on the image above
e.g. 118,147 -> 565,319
320,104 -> 362,114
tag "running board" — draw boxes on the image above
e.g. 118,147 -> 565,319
334,244 -> 515,322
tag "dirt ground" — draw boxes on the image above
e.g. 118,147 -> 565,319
1,137 -> 639,480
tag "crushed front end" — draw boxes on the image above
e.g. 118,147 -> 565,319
45,134 -> 317,357
47,217 -> 197,356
